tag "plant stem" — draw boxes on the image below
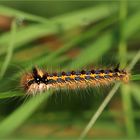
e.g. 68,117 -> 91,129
0,19 -> 16,79
119,0 -> 136,137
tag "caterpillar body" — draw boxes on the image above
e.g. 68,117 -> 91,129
20,66 -> 130,95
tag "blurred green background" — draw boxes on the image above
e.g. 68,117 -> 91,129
0,0 -> 140,139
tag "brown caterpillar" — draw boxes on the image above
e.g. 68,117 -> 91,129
20,65 -> 130,95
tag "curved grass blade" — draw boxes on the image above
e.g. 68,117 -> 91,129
0,91 -> 51,137
0,91 -> 23,99
131,74 -> 140,81
0,5 -> 117,56
125,11 -> 140,39
68,32 -> 113,69
0,5 -> 48,23
131,84 -> 140,106
0,19 -> 17,79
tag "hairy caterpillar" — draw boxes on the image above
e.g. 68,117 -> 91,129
20,65 -> 130,95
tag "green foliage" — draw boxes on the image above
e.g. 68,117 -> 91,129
0,1 -> 140,139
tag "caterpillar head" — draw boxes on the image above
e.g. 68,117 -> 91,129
20,67 -> 50,95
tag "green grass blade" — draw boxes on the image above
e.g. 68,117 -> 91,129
0,92 -> 23,99
121,84 -> 136,137
0,5 -> 48,23
69,32 -> 113,69
79,83 -> 121,140
29,19 -> 115,68
119,0 -> 136,137
125,11 -> 140,39
131,74 -> 140,81
0,23 -> 54,56
52,5 -> 117,30
131,84 -> 140,106
0,91 -> 51,137
0,19 -> 16,79
0,5 -> 116,56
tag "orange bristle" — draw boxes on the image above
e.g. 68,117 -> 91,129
20,66 -> 130,95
